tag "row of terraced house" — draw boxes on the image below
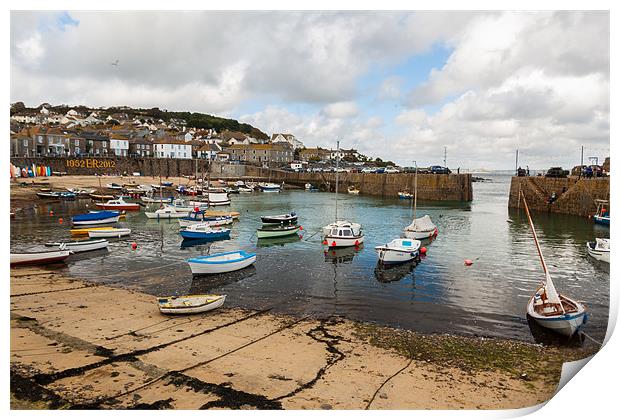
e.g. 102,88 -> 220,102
10,125 -> 301,167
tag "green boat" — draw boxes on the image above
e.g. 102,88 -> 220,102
256,225 -> 300,239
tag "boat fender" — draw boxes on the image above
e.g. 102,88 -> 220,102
464,259 -> 473,266
131,242 -> 137,250
355,240 -> 359,246
323,240 -> 328,245
332,241 -> 337,247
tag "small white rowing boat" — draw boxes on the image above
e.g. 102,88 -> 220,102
87,228 -> 131,238
375,238 -> 421,265
45,239 -> 109,253
11,249 -> 73,266
145,206 -> 187,219
586,238 -> 610,263
157,294 -> 226,315
187,250 -> 256,275
404,215 -> 438,240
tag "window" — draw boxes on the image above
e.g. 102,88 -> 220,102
102,141 -> 107,148
23,139 -> 28,146
75,147 -> 80,155
75,139 -> 79,146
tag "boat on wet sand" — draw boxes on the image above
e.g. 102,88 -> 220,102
187,250 -> 256,275
521,192 -> 587,337
87,228 -> 131,238
95,197 -> 141,211
157,294 -> 226,315
261,212 -> 297,225
586,238 -> 610,263
11,249 -> 73,266
376,238 -> 421,265
256,224 -> 300,239
45,239 -> 109,253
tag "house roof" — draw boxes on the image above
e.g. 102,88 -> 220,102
153,137 -> 189,145
198,143 -> 221,152
227,143 -> 291,151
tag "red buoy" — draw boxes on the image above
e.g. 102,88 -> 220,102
131,242 -> 137,250
331,241 -> 337,247
299,226 -> 303,230
58,218 -> 63,224
354,240 -> 359,246
464,259 -> 473,266
420,247 -> 427,254
322,240 -> 328,245
49,210 -> 54,216
194,207 -> 200,212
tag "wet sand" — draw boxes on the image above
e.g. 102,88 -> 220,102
10,267 -> 585,410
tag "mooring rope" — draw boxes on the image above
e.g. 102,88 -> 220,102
581,331 -> 603,346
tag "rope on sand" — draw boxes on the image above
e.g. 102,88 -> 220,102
581,331 -> 603,346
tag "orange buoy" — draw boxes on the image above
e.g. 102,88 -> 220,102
464,259 -> 473,266
49,210 -> 54,216
131,242 -> 137,250
420,247 -> 427,254
58,218 -> 63,224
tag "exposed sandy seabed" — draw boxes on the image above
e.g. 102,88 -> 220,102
10,267 -> 566,410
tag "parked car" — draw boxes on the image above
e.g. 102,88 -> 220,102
361,167 -> 375,173
430,165 -> 451,174
375,167 -> 386,174
385,166 -> 400,174
545,167 -> 569,178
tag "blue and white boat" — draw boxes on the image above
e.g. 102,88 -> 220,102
593,199 -> 610,226
178,210 -> 233,228
258,182 -> 281,192
72,211 -> 120,225
187,250 -> 257,275
180,224 -> 231,240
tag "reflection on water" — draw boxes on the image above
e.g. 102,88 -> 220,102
374,260 -> 419,283
10,174 -> 609,345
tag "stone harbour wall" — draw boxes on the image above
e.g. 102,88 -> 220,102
508,176 -> 610,217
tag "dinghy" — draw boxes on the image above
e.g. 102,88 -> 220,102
145,206 -> 187,219
258,183 -> 281,192
375,238 -> 421,265
142,196 -> 173,204
187,250 -> 256,275
179,211 -> 233,228
106,183 -> 123,190
261,212 -> 297,225
45,239 -> 109,253
11,249 -> 72,266
238,186 -> 253,193
71,226 -> 118,235
522,192 -> 587,337
157,294 -> 226,315
586,238 -> 610,263
87,228 -> 131,238
322,141 -> 365,248
179,224 -> 231,240
72,211 -> 120,225
398,191 -> 413,199
347,186 -> 360,195
256,224 -> 300,239
95,197 -> 141,211
89,193 -> 115,201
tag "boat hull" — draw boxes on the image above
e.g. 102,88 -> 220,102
593,215 -> 610,226
586,242 -> 610,263
11,250 -> 72,266
526,295 -> 587,337
145,210 -> 186,219
72,216 -> 120,225
376,248 -> 418,264
404,228 -> 437,240
158,295 -> 226,315
179,217 -> 233,228
45,239 -> 109,253
188,252 -> 256,275
260,215 -> 298,225
95,203 -> 140,211
180,230 -> 231,240
324,235 -> 365,248
88,229 -> 131,238
256,226 -> 300,239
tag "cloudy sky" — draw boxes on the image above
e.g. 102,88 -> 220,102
11,11 -> 609,169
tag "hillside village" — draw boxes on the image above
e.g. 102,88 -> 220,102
9,102 -> 385,170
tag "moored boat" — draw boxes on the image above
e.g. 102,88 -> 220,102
178,211 -> 233,228
87,228 -> 131,238
45,239 -> 109,253
403,164 -> 438,240
238,186 -> 253,193
95,197 -> 141,211
375,238 -> 421,265
347,186 -> 360,195
187,250 -> 256,275
179,224 -> 231,240
72,210 -> 120,225
106,183 -> 123,190
586,238 -> 610,263
10,249 -> 72,266
145,206 -> 187,219
260,212 -> 297,225
258,183 -> 281,192
256,224 -> 300,239
398,191 -> 413,199
157,294 -> 226,315
89,193 -> 115,201
71,226 -> 118,236
593,199 -> 610,226
521,191 -> 587,337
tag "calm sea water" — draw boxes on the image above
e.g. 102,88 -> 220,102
10,174 -> 610,345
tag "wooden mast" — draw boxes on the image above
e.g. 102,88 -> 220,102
335,140 -> 340,221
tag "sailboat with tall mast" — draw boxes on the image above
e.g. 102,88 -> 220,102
522,191 -> 587,337
322,140 -> 364,248
404,161 -> 438,240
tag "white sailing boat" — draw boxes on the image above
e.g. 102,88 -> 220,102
404,162 -> 438,240
522,192 -> 587,337
322,140 -> 365,248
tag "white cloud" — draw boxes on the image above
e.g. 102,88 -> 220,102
321,101 -> 359,119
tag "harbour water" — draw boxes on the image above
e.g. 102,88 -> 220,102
10,173 -> 610,345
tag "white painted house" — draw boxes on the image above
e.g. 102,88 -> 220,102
110,137 -> 129,157
271,133 -> 304,150
153,138 -> 192,159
